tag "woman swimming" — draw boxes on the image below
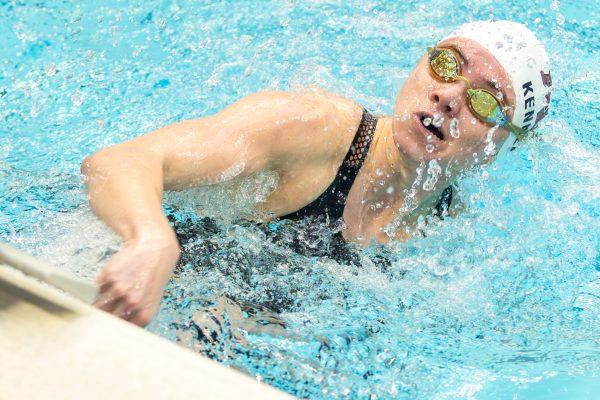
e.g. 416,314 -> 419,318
82,20 -> 552,326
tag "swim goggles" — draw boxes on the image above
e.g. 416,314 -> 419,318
427,46 -> 527,140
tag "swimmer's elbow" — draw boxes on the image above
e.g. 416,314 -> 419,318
80,149 -> 120,179
80,151 -> 109,178
80,155 -> 94,177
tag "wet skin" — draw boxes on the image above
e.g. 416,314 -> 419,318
391,37 -> 516,174
82,37 -> 516,326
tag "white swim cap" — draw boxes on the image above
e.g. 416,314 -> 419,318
444,21 -> 553,149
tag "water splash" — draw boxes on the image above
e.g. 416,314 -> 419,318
422,159 -> 442,191
1,1 -> 598,399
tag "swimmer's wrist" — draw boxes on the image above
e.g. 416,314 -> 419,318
127,221 -> 180,252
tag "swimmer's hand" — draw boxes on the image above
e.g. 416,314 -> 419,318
93,232 -> 180,326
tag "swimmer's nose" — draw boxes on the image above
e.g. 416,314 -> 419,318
430,81 -> 468,118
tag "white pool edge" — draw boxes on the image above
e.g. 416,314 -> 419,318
0,245 -> 294,400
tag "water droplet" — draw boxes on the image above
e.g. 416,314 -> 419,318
471,118 -> 477,125
426,144 -> 435,153
386,186 -> 394,194
417,215 -> 426,229
45,64 -> 57,76
422,159 -> 441,191
449,118 -> 460,138
484,141 -> 496,157
423,117 -> 432,126
30,102 -> 38,117
71,91 -> 83,107
484,125 -> 499,156
432,112 -> 444,128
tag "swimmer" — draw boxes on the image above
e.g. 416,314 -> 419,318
81,20 -> 553,326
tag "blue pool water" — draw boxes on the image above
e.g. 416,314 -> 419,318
1,1 -> 599,398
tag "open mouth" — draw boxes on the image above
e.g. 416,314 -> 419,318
418,113 -> 444,141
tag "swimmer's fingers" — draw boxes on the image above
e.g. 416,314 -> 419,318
111,290 -> 150,323
98,280 -> 154,326
94,252 -> 129,311
113,301 -> 140,322
129,307 -> 155,327
94,282 -> 125,312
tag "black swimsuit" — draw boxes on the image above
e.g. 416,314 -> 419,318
281,108 -> 453,222
282,108 -> 377,221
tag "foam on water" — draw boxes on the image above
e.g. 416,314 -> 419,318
1,1 -> 599,399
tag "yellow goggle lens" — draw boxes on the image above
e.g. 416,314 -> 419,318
429,49 -> 459,80
467,89 -> 502,121
428,47 -> 509,127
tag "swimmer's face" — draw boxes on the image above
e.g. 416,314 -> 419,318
392,37 -> 516,178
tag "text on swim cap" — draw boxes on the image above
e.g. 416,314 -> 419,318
522,81 -> 534,130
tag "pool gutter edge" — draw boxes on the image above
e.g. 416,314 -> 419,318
0,245 -> 294,400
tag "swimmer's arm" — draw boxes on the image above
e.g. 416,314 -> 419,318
81,91 -> 334,244
81,91 -> 340,324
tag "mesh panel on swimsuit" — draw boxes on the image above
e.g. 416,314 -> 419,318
281,108 -> 453,222
282,108 -> 377,222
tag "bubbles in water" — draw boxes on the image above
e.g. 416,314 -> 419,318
425,144 -> 435,153
423,117 -> 432,126
449,118 -> 460,138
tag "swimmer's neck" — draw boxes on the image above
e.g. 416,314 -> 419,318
344,116 -> 450,242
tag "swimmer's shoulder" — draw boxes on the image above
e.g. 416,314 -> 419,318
214,88 -> 363,161
229,87 -> 363,125
290,85 -> 364,126
284,86 -> 365,153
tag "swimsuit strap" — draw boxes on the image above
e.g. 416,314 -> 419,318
283,108 -> 377,221
282,107 -> 453,223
